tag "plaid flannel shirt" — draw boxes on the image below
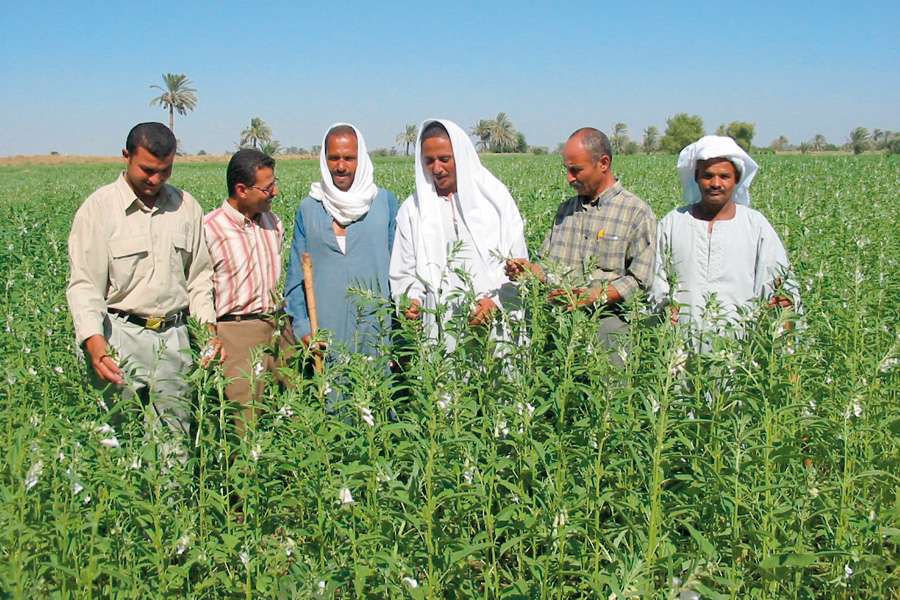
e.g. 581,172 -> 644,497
538,182 -> 657,301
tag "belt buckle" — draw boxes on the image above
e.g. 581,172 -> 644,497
145,316 -> 164,331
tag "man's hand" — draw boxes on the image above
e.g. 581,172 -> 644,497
505,258 -> 544,282
84,334 -> 124,385
547,287 -> 606,311
200,336 -> 225,368
403,298 -> 422,321
300,334 -> 327,355
668,304 -> 680,325
768,295 -> 793,309
468,296 -> 498,327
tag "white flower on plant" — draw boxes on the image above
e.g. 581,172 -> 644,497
239,551 -> 250,568
402,576 -> 418,589
339,487 -> 354,506
23,346 -> 30,354
250,444 -> 261,462
493,417 -> 509,439
651,397 -> 660,415
844,563 -> 853,579
809,486 -> 819,498
879,355 -> 898,373
83,495 -> 91,505
53,366 -> 63,375
323,384 -> 333,395
359,406 -> 375,427
462,459 -> 475,485
28,367 -> 37,376
97,398 -> 109,411
844,397 -> 863,420
284,537 -> 296,557
437,391 -> 453,414
47,330 -> 54,337
253,361 -> 265,377
25,460 -> 43,491
176,534 -> 191,556
317,581 -> 326,596
515,402 -> 535,417
130,455 -> 142,470
72,481 -> 84,495
688,410 -> 695,420
29,413 -> 40,427
278,404 -> 294,418
97,424 -> 119,448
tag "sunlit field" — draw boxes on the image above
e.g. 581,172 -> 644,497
0,154 -> 897,598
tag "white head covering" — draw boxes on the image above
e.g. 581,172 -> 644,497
677,135 -> 759,206
309,122 -> 378,225
412,118 -> 527,298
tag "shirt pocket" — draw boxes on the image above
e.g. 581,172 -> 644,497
108,235 -> 151,292
591,233 -> 629,275
170,227 -> 193,274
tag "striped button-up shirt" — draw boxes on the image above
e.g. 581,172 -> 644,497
538,182 -> 657,300
203,201 -> 284,318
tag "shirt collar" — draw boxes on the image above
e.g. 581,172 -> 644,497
222,199 -> 264,227
115,172 -> 174,213
582,180 -> 622,208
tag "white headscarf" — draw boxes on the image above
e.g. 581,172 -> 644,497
411,118 -> 527,298
309,122 -> 378,225
677,135 -> 759,206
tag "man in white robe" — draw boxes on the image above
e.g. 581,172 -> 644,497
389,119 -> 528,351
650,135 -> 800,335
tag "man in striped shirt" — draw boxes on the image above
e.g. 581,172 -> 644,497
203,149 -> 286,436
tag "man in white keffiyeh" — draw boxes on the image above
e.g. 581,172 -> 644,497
389,119 -> 529,351
650,135 -> 801,335
284,124 -> 399,356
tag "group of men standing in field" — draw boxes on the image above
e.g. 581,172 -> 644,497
66,120 -> 799,448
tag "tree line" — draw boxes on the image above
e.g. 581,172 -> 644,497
149,72 -> 899,157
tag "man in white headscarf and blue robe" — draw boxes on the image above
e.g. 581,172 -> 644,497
389,119 -> 529,352
284,123 -> 399,356
650,135 -> 800,336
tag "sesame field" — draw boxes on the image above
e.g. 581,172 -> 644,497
0,154 -> 898,598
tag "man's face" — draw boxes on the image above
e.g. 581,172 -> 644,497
421,136 -> 457,196
123,146 -> 174,202
326,133 -> 358,192
235,166 -> 278,217
562,138 -> 609,199
695,158 -> 739,209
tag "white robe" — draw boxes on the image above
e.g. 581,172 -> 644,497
650,204 -> 800,333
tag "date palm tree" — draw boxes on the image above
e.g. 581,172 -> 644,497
240,117 -> 273,150
487,113 -> 517,153
471,120 -> 492,151
149,73 -> 198,133
812,134 -> 827,152
395,124 -> 418,156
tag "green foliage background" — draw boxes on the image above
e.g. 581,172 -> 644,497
0,154 -> 898,598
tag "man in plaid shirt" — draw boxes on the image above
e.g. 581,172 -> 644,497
506,127 -> 657,360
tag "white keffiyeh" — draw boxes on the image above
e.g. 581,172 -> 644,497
309,122 -> 378,225
410,118 -> 527,300
677,135 -> 759,206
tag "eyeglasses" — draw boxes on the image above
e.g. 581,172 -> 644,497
250,178 -> 279,196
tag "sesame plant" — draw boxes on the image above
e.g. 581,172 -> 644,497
0,154 -> 897,598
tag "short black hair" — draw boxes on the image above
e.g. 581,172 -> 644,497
421,121 -> 450,142
125,122 -> 177,158
569,127 -> 612,163
324,125 -> 358,153
227,149 -> 276,197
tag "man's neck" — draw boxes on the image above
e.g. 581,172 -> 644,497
583,177 -> 616,203
692,200 -> 736,222
227,197 -> 258,221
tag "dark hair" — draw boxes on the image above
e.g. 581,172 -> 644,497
569,127 -> 612,163
324,125 -> 357,153
125,122 -> 177,158
695,157 -> 742,183
421,121 -> 450,142
227,149 -> 276,196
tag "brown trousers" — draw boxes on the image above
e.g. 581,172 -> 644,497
217,318 -> 295,436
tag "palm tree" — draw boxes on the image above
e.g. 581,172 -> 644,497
395,124 -> 418,156
642,126 -> 659,153
812,134 -> 827,152
611,122 -> 629,154
240,117 -> 273,150
149,73 -> 198,133
260,140 -> 281,156
471,120 -> 493,151
849,127 -> 870,155
487,113 -> 517,153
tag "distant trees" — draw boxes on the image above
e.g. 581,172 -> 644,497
770,135 -> 791,151
642,126 -> 659,153
812,134 -> 827,152
149,73 -> 198,134
260,140 -> 281,156
239,117 -> 273,150
610,123 -> 629,154
470,113 -> 521,153
848,127 -> 870,155
715,121 -> 755,151
660,113 -> 705,154
395,124 -> 418,156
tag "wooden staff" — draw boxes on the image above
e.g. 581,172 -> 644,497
301,252 -> 323,373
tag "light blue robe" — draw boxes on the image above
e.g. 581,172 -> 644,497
284,188 -> 398,356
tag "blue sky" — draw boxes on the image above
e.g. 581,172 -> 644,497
1,0 -> 898,155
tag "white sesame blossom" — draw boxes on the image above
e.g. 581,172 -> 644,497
359,406 -> 375,427
844,564 -> 853,579
25,460 -> 43,491
239,551 -> 250,568
278,405 -> 294,418
53,366 -> 63,375
339,487 -> 354,506
402,576 -> 418,589
250,445 -> 261,462
176,534 -> 191,556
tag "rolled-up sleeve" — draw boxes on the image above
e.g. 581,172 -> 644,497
66,200 -> 108,346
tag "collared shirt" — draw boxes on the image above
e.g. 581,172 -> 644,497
538,181 -> 657,300
203,201 -> 284,318
66,173 -> 216,346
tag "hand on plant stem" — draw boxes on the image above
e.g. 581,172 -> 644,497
403,298 -> 422,321
504,258 -> 544,282
468,296 -> 498,327
84,334 -> 123,385
200,324 -> 226,368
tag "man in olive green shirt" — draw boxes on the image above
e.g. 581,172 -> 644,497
66,122 -> 222,445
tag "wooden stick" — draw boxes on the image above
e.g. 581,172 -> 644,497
301,252 -> 323,373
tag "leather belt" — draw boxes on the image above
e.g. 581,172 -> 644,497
109,308 -> 188,331
217,312 -> 279,323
